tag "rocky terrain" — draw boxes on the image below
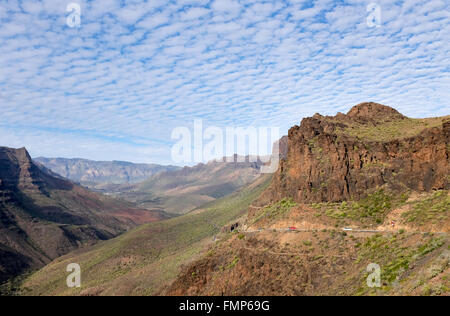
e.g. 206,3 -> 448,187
264,102 -> 449,205
0,147 -> 167,285
167,103 -> 450,296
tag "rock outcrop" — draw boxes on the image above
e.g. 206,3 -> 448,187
0,146 -> 166,283
264,102 -> 449,204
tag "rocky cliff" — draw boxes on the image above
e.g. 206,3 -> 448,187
264,102 -> 449,204
0,147 -> 166,284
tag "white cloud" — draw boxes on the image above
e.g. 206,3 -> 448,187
0,0 -> 448,164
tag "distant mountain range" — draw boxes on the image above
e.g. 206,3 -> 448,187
36,156 -> 266,216
113,156 -> 265,215
34,157 -> 180,189
0,147 -> 167,284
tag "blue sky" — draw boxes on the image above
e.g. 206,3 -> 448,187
0,0 -> 449,165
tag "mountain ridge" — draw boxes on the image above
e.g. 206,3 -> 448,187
261,102 -> 449,205
0,146 -> 167,284
34,157 -> 180,188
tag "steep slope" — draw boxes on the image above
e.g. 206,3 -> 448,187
34,157 -> 180,190
0,147 -> 167,285
21,175 -> 272,296
264,102 -> 449,204
166,103 -> 450,296
168,220 -> 449,296
114,156 -> 264,215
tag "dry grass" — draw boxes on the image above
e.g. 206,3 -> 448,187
335,116 -> 449,142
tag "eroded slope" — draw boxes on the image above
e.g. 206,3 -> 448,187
0,147 -> 166,285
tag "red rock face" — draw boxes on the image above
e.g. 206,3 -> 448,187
265,103 -> 449,204
346,102 -> 406,122
0,146 -> 168,283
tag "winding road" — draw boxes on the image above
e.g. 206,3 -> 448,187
239,227 -> 447,235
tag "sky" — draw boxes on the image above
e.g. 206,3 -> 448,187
0,0 -> 449,165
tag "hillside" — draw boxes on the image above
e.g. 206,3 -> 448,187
34,157 -> 180,190
167,190 -> 449,296
167,103 -> 450,296
0,147 -> 167,286
14,103 -> 450,296
21,175 -> 272,296
113,156 -> 264,215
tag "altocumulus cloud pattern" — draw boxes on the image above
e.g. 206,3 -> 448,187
0,0 -> 449,164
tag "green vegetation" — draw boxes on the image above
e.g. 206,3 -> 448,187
314,190 -> 408,225
22,175 -> 272,296
0,273 -> 32,296
402,190 -> 449,226
335,116 -> 448,142
356,233 -> 447,295
313,189 -> 448,228
251,198 -> 297,225
224,257 -> 240,270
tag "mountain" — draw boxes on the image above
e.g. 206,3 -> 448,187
33,157 -> 180,189
35,156 -> 264,216
264,102 -> 449,204
0,147 -> 167,285
113,156 -> 265,215
16,103 -> 450,296
20,175 -> 272,296
166,103 -> 450,296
